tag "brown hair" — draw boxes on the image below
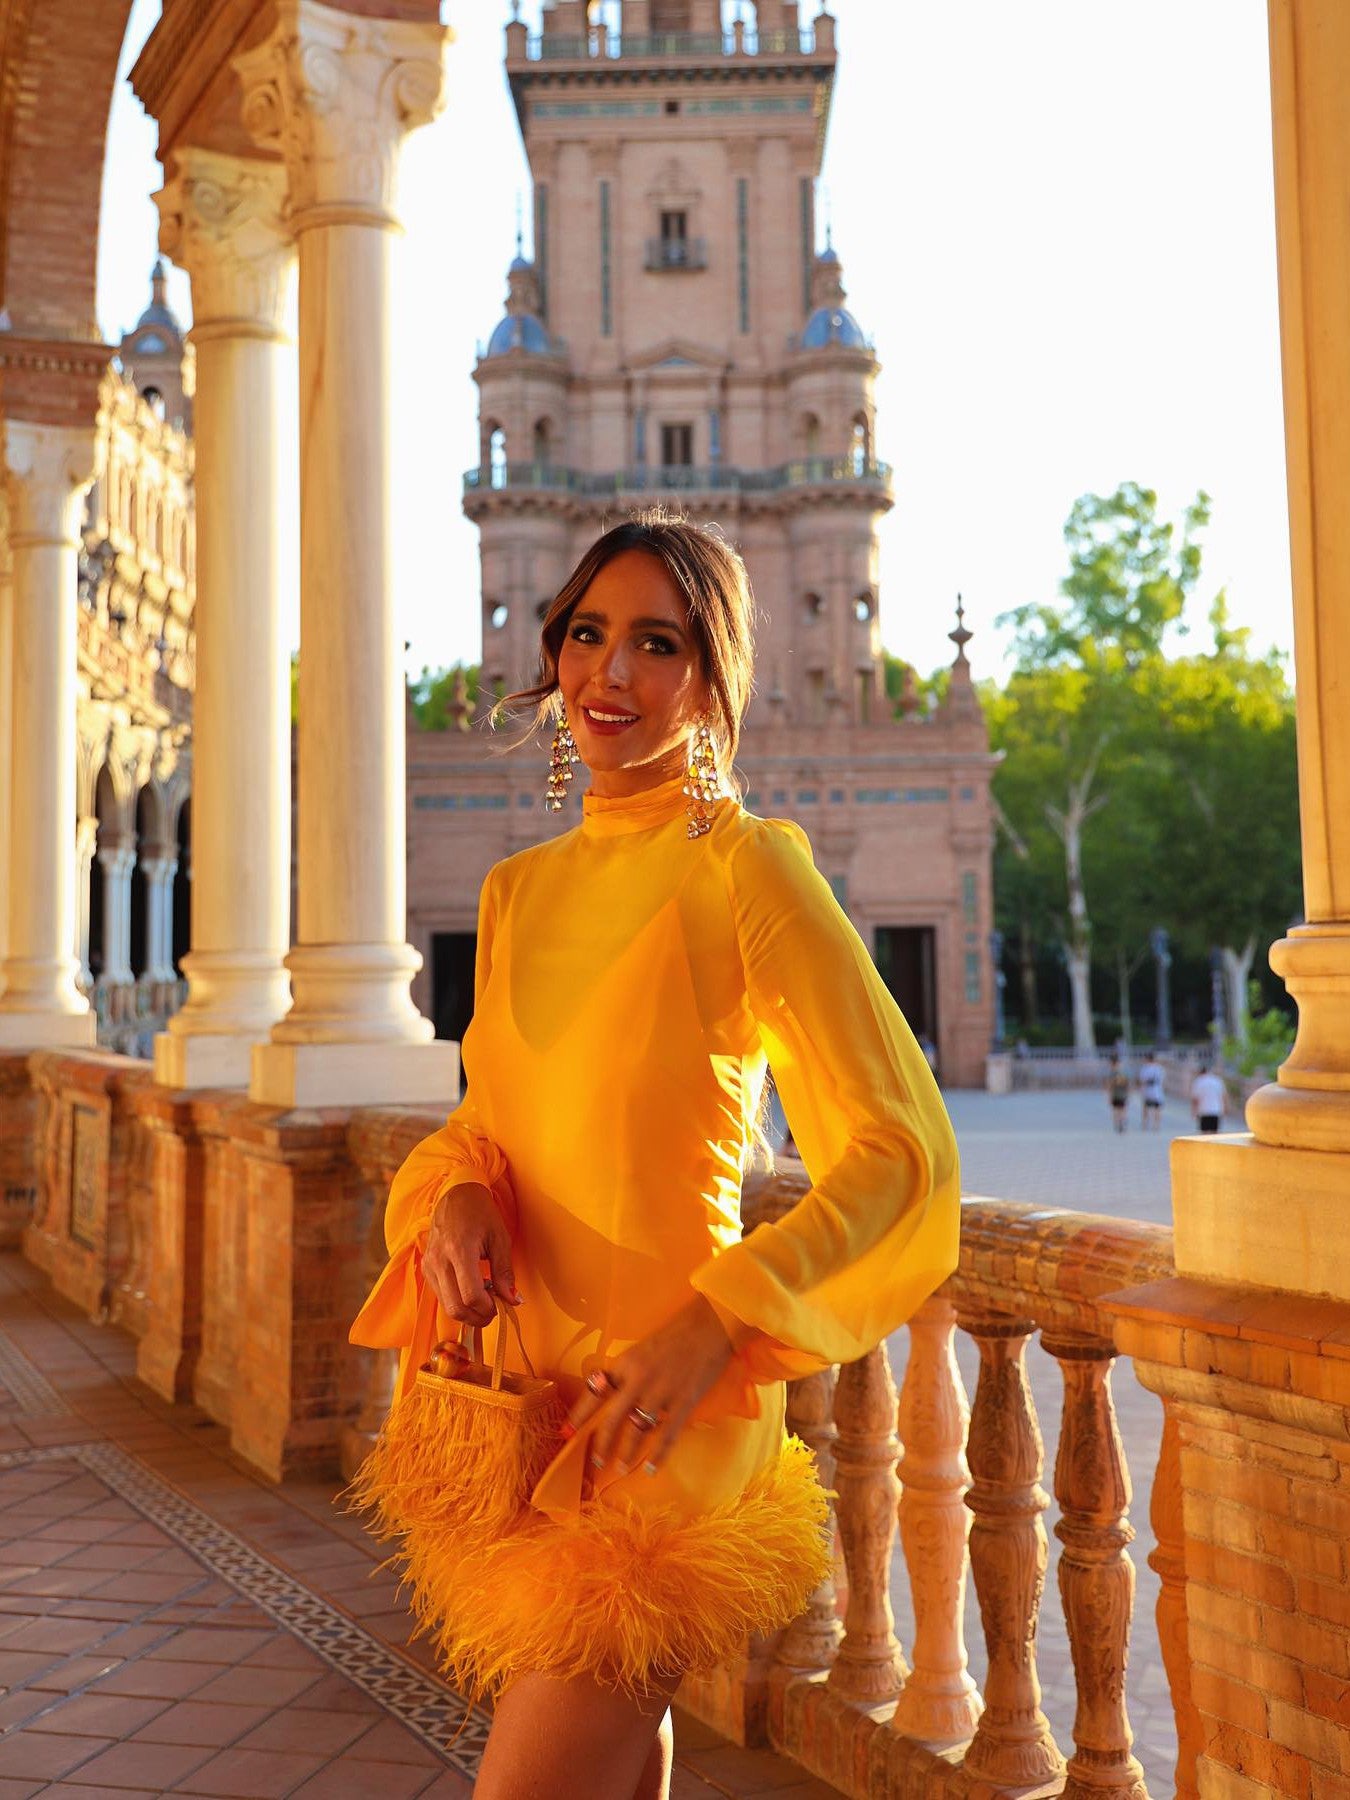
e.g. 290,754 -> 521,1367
495,508 -> 757,769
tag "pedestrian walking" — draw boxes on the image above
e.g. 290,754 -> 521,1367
1191,1064 -> 1228,1134
1139,1052 -> 1166,1132
1106,1053 -> 1131,1133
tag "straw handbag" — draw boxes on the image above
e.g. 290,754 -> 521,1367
351,1293 -> 567,1543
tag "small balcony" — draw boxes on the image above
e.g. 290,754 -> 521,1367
516,27 -> 819,63
463,455 -> 894,500
645,236 -> 708,271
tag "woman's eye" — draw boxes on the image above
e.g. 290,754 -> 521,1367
568,624 -> 601,644
642,636 -> 677,655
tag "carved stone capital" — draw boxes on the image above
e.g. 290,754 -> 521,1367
156,148 -> 292,334
2,421 -> 99,549
234,0 -> 450,230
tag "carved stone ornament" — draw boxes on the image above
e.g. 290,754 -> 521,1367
233,0 -> 450,228
2,422 -> 99,549
155,149 -> 291,332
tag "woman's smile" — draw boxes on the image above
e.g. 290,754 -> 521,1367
580,704 -> 641,736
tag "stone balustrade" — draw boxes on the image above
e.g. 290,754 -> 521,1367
679,1168 -> 1187,1800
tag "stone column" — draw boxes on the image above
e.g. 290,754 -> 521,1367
0,422 -> 97,1046
1171,0 -> 1350,1299
96,842 -> 136,1019
153,149 -> 295,1090
237,0 -> 455,1107
1246,0 -> 1350,1154
139,853 -> 177,1001
74,818 -> 97,988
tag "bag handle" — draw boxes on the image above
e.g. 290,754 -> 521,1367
448,1295 -> 536,1391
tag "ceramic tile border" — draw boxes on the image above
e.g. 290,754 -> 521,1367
0,1324 -> 70,1416
0,1439 -> 490,1773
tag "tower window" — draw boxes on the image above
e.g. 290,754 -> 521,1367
664,99 -> 680,115
661,423 -> 693,467
660,210 -> 688,243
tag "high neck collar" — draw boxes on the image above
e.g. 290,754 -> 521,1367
581,772 -> 691,838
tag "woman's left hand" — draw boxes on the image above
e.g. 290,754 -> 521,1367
566,1294 -> 736,1480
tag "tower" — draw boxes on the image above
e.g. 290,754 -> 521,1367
408,4 -> 997,1085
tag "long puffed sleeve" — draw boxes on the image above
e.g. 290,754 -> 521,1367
349,866 -> 515,1356
691,819 -> 960,1384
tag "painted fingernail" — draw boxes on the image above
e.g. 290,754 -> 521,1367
590,1452 -> 605,1470
643,1461 -> 658,1476
559,1421 -> 576,1441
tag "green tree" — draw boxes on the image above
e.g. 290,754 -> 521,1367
409,664 -> 481,730
993,484 -> 1214,1051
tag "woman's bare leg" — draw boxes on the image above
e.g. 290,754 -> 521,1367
475,1672 -> 679,1800
633,1709 -> 674,1800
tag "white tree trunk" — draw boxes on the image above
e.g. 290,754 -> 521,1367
1221,937 -> 1257,1047
1047,741 -> 1107,1059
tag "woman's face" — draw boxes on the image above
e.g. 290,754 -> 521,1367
556,549 -> 711,793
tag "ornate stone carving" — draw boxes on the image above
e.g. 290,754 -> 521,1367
1149,1406 -> 1200,1800
234,0 -> 449,228
155,149 -> 291,332
2,421 -> 98,548
828,1341 -> 907,1703
1044,1333 -> 1148,1800
777,1364 -> 843,1670
960,1313 -> 1065,1788
891,1298 -> 983,1746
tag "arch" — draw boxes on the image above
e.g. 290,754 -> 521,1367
850,412 -> 871,474
532,417 -> 554,468
0,0 -> 135,336
484,421 -> 507,488
130,784 -> 162,980
803,591 -> 824,620
801,412 -> 821,458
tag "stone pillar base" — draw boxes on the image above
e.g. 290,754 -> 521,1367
154,1029 -> 258,1093
0,1010 -> 96,1050
1105,1275 -> 1350,1800
0,1053 -> 38,1250
250,1038 -> 458,1109
224,1102 -> 381,1482
1172,1132 -> 1350,1300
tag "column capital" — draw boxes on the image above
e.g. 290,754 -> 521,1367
155,148 -> 292,337
96,842 -> 137,879
234,0 -> 450,231
2,420 -> 99,549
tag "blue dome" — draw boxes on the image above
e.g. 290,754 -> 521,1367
486,312 -> 552,356
801,305 -> 867,349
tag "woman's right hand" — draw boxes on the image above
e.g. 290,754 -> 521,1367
423,1181 -> 519,1329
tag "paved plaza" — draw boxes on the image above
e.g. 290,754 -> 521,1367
0,1089 -> 1194,1798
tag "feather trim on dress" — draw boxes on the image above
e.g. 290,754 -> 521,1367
355,1430 -> 831,1702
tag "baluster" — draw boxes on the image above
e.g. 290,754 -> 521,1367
828,1341 -> 907,1702
960,1313 -> 1064,1788
1045,1333 -> 1148,1799
1149,1405 -> 1201,1800
777,1364 -> 843,1671
891,1298 -> 983,1746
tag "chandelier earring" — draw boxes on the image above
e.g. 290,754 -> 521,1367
684,717 -> 727,840
545,705 -> 580,811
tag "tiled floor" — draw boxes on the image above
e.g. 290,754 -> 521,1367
0,1251 -> 840,1798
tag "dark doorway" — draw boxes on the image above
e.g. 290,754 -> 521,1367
874,926 -> 938,1050
432,932 -> 478,1050
172,800 -> 191,973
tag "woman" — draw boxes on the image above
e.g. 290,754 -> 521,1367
351,513 -> 960,1799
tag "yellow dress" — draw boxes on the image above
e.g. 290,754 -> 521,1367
350,772 -> 960,1699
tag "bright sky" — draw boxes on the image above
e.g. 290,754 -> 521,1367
99,0 -> 1293,686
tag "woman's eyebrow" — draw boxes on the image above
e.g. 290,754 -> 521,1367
572,608 -> 687,637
